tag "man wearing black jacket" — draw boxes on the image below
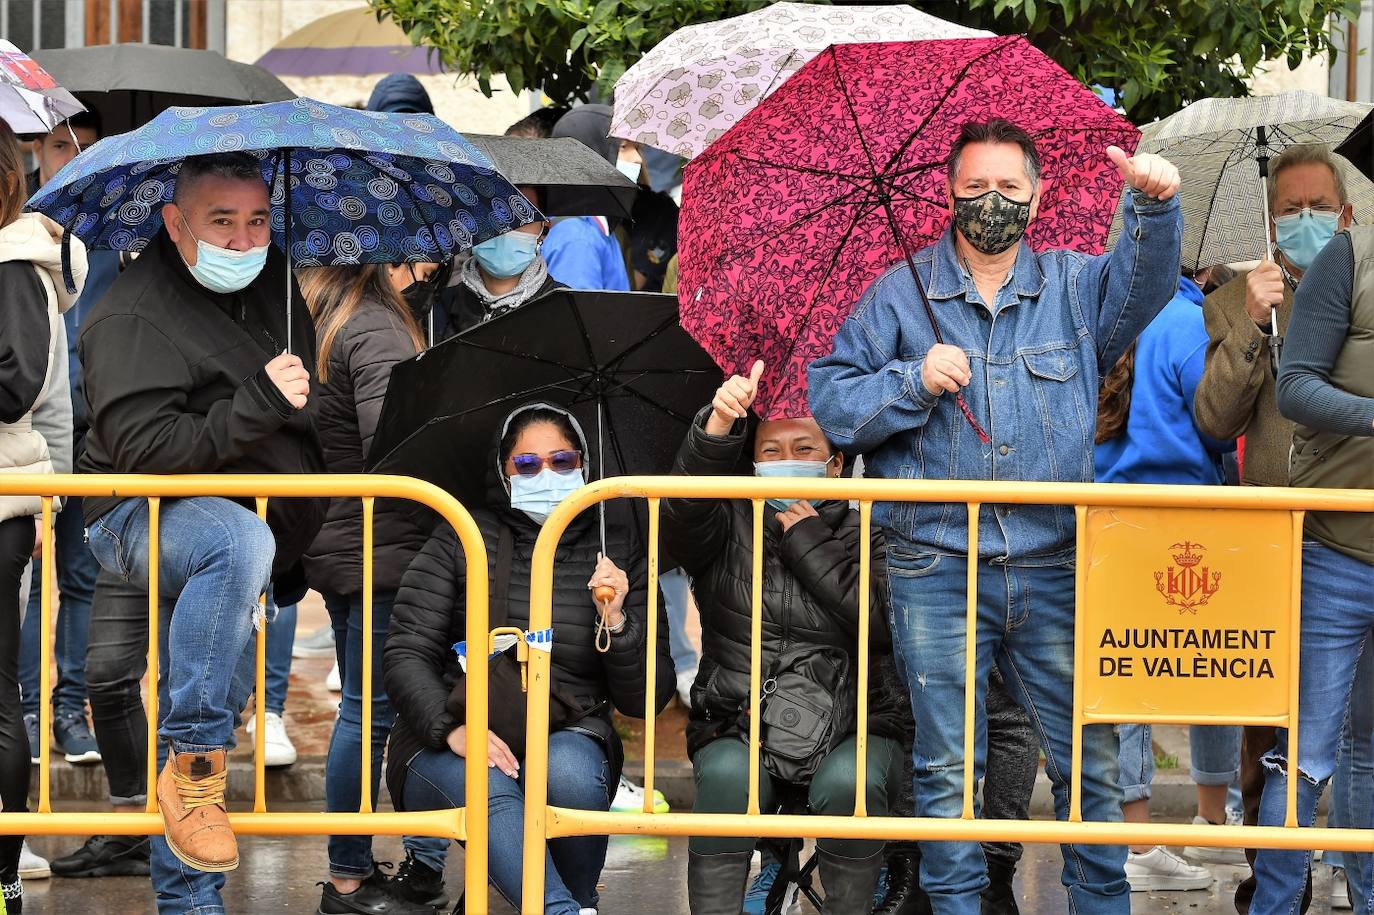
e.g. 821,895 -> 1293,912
77,152 -> 324,914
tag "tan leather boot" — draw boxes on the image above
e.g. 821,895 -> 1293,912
156,749 -> 236,872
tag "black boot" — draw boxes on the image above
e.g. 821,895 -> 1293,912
687,850 -> 751,915
874,851 -> 932,915
818,848 -> 885,915
980,860 -> 1020,915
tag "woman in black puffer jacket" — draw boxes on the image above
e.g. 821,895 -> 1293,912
663,364 -> 907,915
384,402 -> 674,915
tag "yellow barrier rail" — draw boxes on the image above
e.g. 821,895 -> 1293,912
520,476 -> 1374,914
0,474 -> 495,914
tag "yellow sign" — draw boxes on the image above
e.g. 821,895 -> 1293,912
1080,506 -> 1296,723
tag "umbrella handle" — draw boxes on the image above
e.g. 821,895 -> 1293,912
593,585 -> 616,653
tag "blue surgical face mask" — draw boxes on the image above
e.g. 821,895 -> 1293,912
1274,208 -> 1341,271
509,467 -> 584,525
179,216 -> 269,294
472,231 -> 540,279
754,458 -> 832,512
616,160 -> 642,185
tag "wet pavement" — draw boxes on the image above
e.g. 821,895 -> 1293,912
16,832 -> 1353,914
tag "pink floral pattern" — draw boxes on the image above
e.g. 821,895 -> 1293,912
678,36 -> 1139,419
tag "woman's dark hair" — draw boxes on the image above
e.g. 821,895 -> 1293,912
0,119 -> 26,228
1096,341 -> 1137,444
500,407 -> 581,464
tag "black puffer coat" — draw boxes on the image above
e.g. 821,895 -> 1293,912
384,404 -> 675,808
303,298 -> 429,595
662,408 -> 908,759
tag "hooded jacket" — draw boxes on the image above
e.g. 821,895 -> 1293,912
304,295 -> 429,595
78,229 -> 326,576
0,213 -> 87,522
384,402 -> 675,808
366,74 -> 434,115
662,408 -> 908,759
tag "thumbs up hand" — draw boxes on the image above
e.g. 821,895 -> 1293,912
706,360 -> 765,435
1107,145 -> 1180,201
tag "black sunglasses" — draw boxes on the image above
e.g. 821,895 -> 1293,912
510,450 -> 583,477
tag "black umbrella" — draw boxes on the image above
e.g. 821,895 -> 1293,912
1336,108 -> 1374,181
368,289 -> 722,549
32,44 -> 294,135
463,134 -> 638,219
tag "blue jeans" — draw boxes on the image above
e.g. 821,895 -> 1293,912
263,601 -> 295,716
322,591 -> 446,878
18,496 -> 98,718
886,551 -> 1127,915
661,568 -> 699,674
1190,724 -> 1242,813
402,729 -> 612,914
87,496 -> 273,915
1253,541 -> 1374,915
1118,724 -> 1153,804
1328,643 -> 1374,905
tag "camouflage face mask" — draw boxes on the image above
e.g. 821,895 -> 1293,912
952,190 -> 1033,256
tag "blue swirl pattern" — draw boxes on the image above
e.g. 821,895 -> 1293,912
26,98 -> 540,265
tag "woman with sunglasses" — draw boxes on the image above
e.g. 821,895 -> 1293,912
384,402 -> 674,915
298,261 -> 450,915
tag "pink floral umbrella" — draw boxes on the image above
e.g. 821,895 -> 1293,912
611,1 -> 989,160
677,36 -> 1139,422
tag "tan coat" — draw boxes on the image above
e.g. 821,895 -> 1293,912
1193,271 -> 1294,487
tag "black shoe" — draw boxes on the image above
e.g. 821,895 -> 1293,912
50,834 -> 152,877
874,851 -> 932,915
317,873 -> 437,915
383,850 -> 447,907
53,711 -> 102,765
981,860 -> 1020,915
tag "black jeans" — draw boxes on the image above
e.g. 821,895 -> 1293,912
85,568 -> 166,806
0,516 -> 35,883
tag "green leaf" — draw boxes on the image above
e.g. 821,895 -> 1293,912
569,26 -> 588,53
1024,0 -> 1037,24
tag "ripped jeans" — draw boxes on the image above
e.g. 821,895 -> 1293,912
1252,541 -> 1374,915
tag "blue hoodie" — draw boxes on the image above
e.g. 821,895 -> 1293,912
1095,276 -> 1233,485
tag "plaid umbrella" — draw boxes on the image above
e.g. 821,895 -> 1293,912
678,36 -> 1138,421
610,1 -> 988,160
0,40 -> 84,134
1106,90 -> 1374,271
255,7 -> 440,77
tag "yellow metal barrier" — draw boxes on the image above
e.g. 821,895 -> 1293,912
520,476 -> 1374,914
0,474 -> 496,914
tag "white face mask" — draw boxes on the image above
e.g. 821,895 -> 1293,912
616,160 -> 642,184
179,215 -> 269,294
509,467 -> 584,524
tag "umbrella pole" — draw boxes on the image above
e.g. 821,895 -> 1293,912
1255,126 -> 1282,372
284,149 -> 294,355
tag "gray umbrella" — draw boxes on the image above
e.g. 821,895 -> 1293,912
463,134 -> 638,219
32,44 -> 295,135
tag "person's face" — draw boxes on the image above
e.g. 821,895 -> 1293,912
754,417 -> 842,476
386,261 -> 440,294
34,124 -> 99,184
162,176 -> 271,266
504,421 -> 579,479
1270,161 -> 1353,240
515,185 -> 549,238
947,141 -> 1040,221
617,139 -> 648,187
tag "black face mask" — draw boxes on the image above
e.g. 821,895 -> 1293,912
401,261 -> 450,319
952,190 -> 1033,256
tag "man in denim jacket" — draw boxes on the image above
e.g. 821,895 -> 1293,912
809,118 -> 1182,914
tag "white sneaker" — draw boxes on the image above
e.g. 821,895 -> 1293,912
611,775 -> 669,813
1182,814 -> 1247,865
246,711 -> 297,767
676,666 -> 697,708
291,623 -> 336,658
19,841 -> 49,879
326,662 -> 342,692
1332,867 -> 1353,910
1126,846 -> 1214,891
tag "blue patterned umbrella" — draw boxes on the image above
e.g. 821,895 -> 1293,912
26,97 -> 539,265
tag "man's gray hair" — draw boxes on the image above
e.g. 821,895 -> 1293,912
173,152 -> 266,206
1266,144 -> 1349,212
946,118 -> 1042,189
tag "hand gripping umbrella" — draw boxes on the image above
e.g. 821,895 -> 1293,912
28,98 -> 539,350
678,36 -> 1138,423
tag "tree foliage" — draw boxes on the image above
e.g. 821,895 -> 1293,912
369,0 -> 1361,123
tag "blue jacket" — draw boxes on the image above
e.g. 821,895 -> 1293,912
808,190 -> 1182,564
1096,277 -> 1232,486
543,216 -> 630,291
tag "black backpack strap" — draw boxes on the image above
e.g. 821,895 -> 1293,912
492,521 -> 514,630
